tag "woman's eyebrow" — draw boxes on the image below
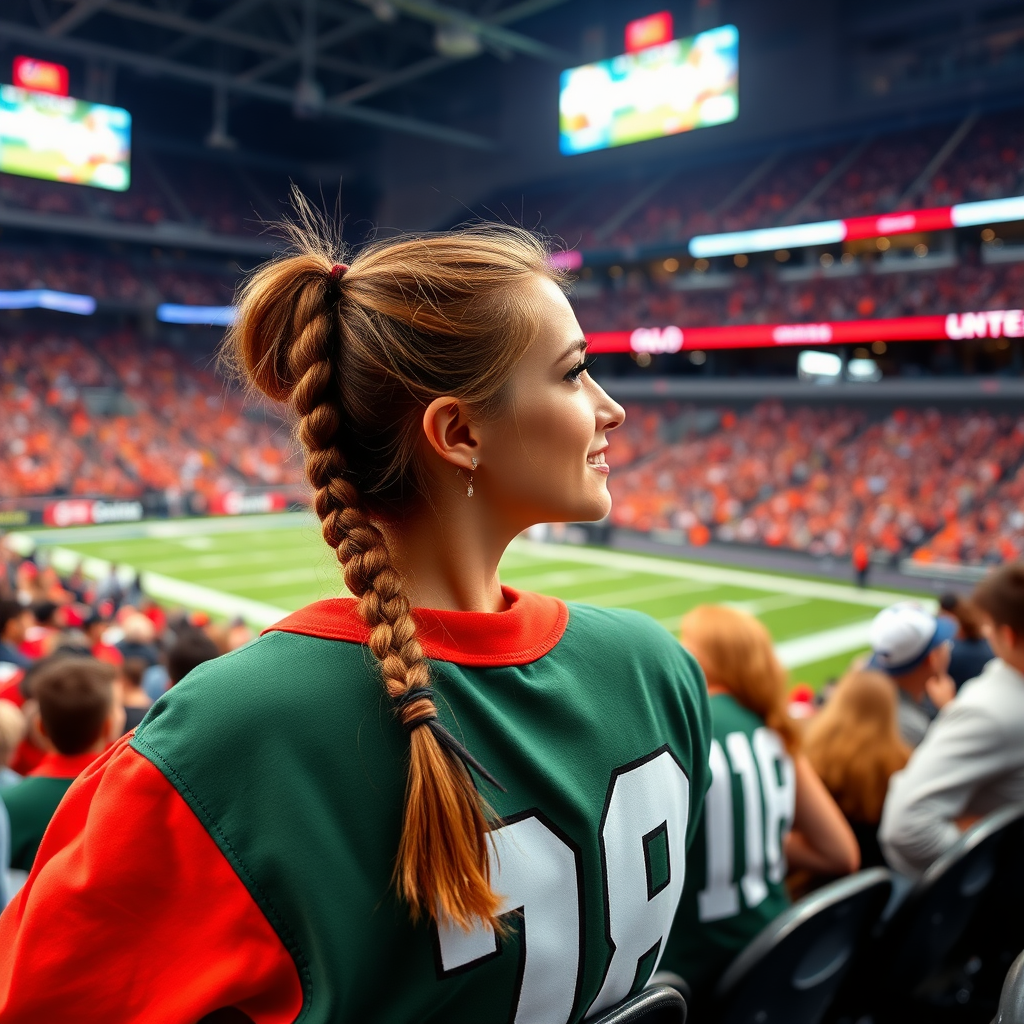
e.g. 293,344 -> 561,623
557,338 -> 588,363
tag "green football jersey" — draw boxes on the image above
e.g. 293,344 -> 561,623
7,589 -> 709,1024
661,693 -> 795,997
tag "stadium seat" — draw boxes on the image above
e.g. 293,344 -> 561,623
708,867 -> 892,1024
993,949 -> 1024,1024
835,804 -> 1024,1023
591,985 -> 687,1024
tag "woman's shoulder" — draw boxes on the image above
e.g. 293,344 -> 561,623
562,603 -> 705,686
135,627 -> 374,751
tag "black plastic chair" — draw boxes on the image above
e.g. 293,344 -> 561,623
590,985 -> 687,1024
994,949 -> 1024,1024
834,804 -> 1024,1023
708,867 -> 892,1024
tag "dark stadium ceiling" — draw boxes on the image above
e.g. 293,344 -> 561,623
0,0 -> 574,157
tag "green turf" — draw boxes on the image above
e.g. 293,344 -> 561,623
28,515 -> 920,691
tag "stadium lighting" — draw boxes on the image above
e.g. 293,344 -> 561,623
847,358 -> 882,382
688,193 -> 1024,258
156,304 -> 237,326
797,350 -> 842,382
0,289 -> 95,314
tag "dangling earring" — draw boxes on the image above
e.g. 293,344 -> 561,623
467,457 -> 478,498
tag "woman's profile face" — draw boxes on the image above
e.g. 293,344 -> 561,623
477,274 -> 625,533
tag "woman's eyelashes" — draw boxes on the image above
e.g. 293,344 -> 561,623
564,355 -> 596,382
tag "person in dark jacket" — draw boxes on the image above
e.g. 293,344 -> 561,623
939,592 -> 994,690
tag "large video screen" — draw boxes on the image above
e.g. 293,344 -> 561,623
559,24 -> 738,156
0,85 -> 131,191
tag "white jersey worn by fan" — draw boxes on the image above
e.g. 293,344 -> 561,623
879,657 -> 1024,877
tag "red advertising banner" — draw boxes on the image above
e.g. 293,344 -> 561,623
42,499 -> 143,527
586,309 -> 1024,353
208,491 -> 290,516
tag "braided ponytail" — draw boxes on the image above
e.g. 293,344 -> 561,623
226,203 -> 558,930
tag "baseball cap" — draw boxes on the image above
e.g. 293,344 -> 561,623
867,602 -> 956,675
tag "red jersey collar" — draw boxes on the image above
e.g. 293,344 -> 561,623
263,587 -> 568,667
30,749 -> 102,779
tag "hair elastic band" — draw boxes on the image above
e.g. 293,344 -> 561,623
330,263 -> 349,281
393,685 -> 505,791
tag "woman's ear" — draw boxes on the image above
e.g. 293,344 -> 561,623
421,396 -> 480,471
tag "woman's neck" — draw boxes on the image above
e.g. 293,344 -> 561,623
382,501 -> 513,613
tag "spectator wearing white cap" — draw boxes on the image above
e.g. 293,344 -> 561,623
867,602 -> 957,747
880,563 -> 1024,877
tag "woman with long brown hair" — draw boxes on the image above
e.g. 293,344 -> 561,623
804,669 -> 911,867
0,210 -> 711,1024
661,604 -> 859,1002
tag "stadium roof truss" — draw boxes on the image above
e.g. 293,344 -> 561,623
0,0 -> 573,150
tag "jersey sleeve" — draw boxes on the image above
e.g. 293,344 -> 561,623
0,734 -> 304,1024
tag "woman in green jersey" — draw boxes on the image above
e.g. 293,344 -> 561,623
0,208 -> 711,1024
661,604 -> 859,1005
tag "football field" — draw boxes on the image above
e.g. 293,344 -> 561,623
13,513 -> 927,690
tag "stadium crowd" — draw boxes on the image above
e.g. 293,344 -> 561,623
0,331 -> 303,502
0,154 -> 277,237
573,261 -> 1024,333
548,106 -> 1024,252
610,401 -> 1024,565
0,249 -> 237,306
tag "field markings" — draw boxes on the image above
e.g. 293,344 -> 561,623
584,579 -> 721,607
499,567 -> 632,591
508,540 -> 926,610
775,621 -> 873,670
33,545 -> 290,627
724,595 -> 811,616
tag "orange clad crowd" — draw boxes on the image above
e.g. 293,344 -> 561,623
611,402 -> 1024,566
0,332 -> 303,504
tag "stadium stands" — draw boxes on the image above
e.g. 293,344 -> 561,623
610,401 -> 1024,565
572,261 -> 1024,333
0,331 -> 303,504
539,106 -> 1024,256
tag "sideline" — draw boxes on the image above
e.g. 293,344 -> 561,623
509,539 -> 925,610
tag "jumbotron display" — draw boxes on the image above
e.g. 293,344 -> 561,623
559,24 -> 739,156
0,85 -> 131,191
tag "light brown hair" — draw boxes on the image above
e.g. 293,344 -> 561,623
803,670 -> 910,823
225,199 -> 560,930
680,604 -> 799,754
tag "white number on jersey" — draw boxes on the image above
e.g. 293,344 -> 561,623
696,728 -> 795,923
435,747 -> 691,1023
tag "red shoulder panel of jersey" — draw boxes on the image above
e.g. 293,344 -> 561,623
264,586 -> 569,667
0,733 -> 303,1024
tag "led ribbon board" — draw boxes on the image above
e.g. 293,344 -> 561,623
688,195 -> 1024,258
559,24 -> 738,155
587,309 -> 1024,353
0,85 -> 131,191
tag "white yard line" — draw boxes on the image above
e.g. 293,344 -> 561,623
775,620 -> 873,670
499,567 -> 632,591
583,579 -> 720,607
39,545 -> 290,628
508,540 -> 927,610
724,595 -> 811,616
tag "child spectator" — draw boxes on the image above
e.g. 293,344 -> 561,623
938,592 -> 994,690
119,658 -> 153,733
804,670 -> 910,868
166,627 -> 220,685
1,657 -> 121,871
867,603 -> 957,746
662,605 -> 858,1005
0,701 -> 26,790
880,563 -> 1024,877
